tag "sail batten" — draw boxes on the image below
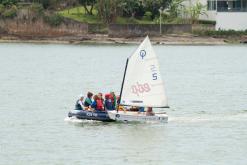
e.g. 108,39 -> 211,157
120,36 -> 168,108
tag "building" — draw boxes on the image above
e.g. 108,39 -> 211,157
185,0 -> 247,30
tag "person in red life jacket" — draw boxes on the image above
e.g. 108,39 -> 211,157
98,92 -> 104,104
104,93 -> 114,110
91,95 -> 104,111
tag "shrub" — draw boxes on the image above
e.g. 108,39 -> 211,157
40,0 -> 50,9
2,5 -> 17,18
198,20 -> 216,25
29,3 -> 44,15
44,13 -> 64,26
143,11 -> 152,21
0,4 -> 4,15
127,17 -> 138,24
1,0 -> 17,7
40,0 -> 62,10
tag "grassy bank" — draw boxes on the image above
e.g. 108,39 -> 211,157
59,7 -> 101,23
59,6 -> 155,24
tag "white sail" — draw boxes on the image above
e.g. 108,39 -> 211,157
120,36 -> 168,108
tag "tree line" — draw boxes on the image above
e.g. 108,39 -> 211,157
0,0 -> 206,24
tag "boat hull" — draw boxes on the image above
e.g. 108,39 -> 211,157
68,110 -> 114,122
108,110 -> 168,123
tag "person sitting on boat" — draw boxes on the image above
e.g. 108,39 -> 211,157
104,93 -> 114,110
138,107 -> 145,113
110,92 -> 117,109
129,106 -> 139,111
84,92 -> 93,108
91,95 -> 104,111
98,92 -> 104,103
146,107 -> 155,116
116,95 -> 120,105
75,95 -> 84,110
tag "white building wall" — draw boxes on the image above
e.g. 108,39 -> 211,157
216,12 -> 247,30
199,11 -> 216,21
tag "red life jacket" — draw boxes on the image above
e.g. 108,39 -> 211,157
96,99 -> 104,110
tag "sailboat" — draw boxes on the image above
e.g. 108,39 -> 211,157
108,36 -> 169,122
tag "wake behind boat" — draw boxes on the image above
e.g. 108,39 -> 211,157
108,36 -> 169,123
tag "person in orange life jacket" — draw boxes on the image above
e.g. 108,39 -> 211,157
84,92 -> 93,108
104,93 -> 114,110
91,95 -> 104,111
75,95 -> 84,110
116,95 -> 125,111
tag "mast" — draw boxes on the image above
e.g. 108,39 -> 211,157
118,58 -> 129,112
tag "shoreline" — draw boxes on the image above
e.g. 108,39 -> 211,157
0,34 -> 244,45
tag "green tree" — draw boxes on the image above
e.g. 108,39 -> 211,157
187,1 -> 207,23
120,0 -> 141,17
96,0 -> 119,24
78,0 -> 96,15
0,4 -> 4,15
2,4 -> 17,18
0,0 -> 17,7
167,0 -> 184,18
36,0 -> 59,9
142,0 -> 171,19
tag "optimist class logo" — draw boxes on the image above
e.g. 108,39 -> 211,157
139,50 -> 146,59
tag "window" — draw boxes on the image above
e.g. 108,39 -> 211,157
207,0 -> 216,10
217,0 -> 247,12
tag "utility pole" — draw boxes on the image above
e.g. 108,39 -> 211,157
159,7 -> 163,35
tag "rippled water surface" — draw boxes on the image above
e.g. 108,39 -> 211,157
0,43 -> 247,165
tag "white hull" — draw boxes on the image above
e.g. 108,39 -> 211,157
108,110 -> 168,123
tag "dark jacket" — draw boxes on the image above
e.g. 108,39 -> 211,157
75,100 -> 83,110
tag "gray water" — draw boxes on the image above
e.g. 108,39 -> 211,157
0,43 -> 247,165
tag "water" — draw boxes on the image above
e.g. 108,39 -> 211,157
0,43 -> 247,165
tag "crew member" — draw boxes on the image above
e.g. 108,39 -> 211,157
110,92 -> 117,109
75,95 -> 84,110
84,92 -> 93,107
104,93 -> 114,110
146,107 -> 155,116
91,95 -> 104,111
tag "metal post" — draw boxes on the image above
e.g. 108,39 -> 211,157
160,12 -> 162,35
159,7 -> 163,35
